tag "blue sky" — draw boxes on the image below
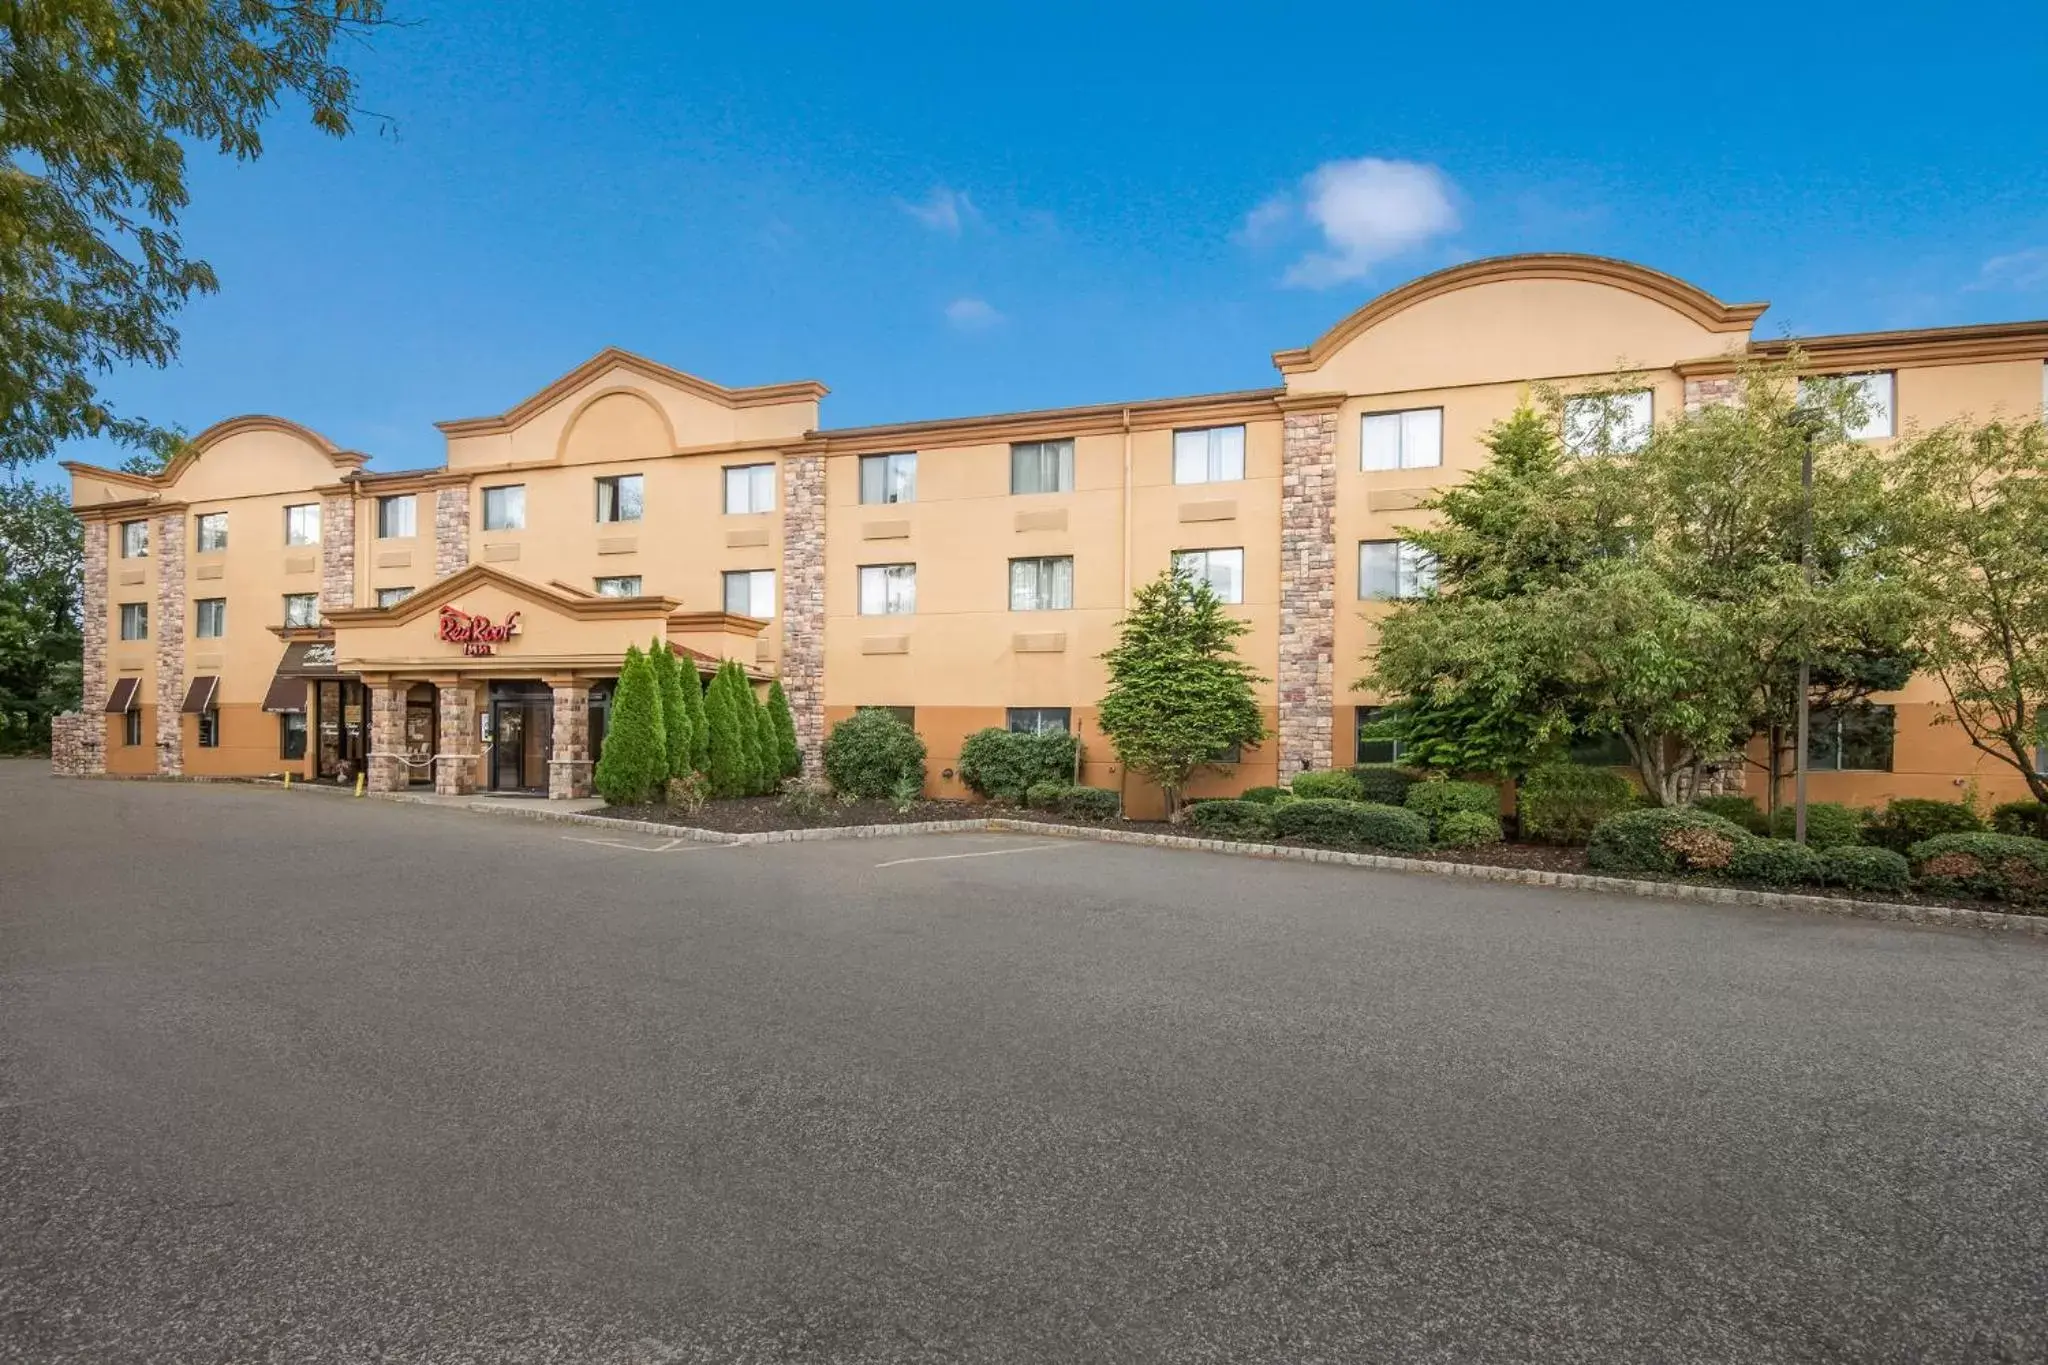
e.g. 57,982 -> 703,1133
42,0 -> 2048,479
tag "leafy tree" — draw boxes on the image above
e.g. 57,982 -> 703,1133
1097,568 -> 1266,821
647,637 -> 693,781
704,661 -> 747,799
3,2 -> 394,467
682,658 -> 710,773
0,477 -> 82,751
1892,417 -> 2048,802
593,645 -> 664,805
767,679 -> 800,778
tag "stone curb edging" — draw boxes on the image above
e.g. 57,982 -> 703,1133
256,781 -> 2047,937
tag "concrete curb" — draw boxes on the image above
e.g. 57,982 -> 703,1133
259,781 -> 2048,937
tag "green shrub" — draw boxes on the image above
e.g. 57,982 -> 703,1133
1585,807 -> 1752,875
1728,838 -> 1827,887
1990,801 -> 2048,839
1404,779 -> 1498,832
1059,787 -> 1121,821
647,638 -> 694,781
703,662 -> 747,799
1690,794 -> 1765,834
683,665 -> 710,773
1289,770 -> 1365,802
1273,798 -> 1431,852
1765,800 -> 1863,849
767,680 -> 801,778
1349,764 -> 1416,806
1822,845 -> 1911,895
1865,797 -> 1983,852
594,645 -> 666,805
1238,785 -> 1289,806
1188,799 -> 1277,840
1908,832 -> 2048,906
822,708 -> 928,800
957,727 -> 1080,802
753,695 -> 781,795
1519,764 -> 1638,845
1024,780 -> 1071,811
1434,810 -> 1503,848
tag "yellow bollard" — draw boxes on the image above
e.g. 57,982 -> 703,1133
283,769 -> 291,791
355,771 -> 365,798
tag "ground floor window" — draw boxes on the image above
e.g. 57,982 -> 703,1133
1355,706 -> 1406,764
1008,707 -> 1070,735
198,710 -> 220,748
281,712 -> 307,760
1810,704 -> 1895,772
123,709 -> 143,746
857,705 -> 915,728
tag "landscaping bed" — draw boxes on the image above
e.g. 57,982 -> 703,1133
591,795 -> 980,834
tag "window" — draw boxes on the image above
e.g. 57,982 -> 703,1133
1010,555 -> 1074,611
482,485 -> 525,531
119,602 -> 148,640
1361,408 -> 1443,471
376,586 -> 413,608
280,712 -> 307,760
722,569 -> 776,618
1563,390 -> 1654,456
595,474 -> 644,523
376,494 -> 416,539
119,520 -> 149,558
196,512 -> 228,552
282,593 -> 320,628
194,598 -> 226,639
1359,540 -> 1437,600
858,563 -> 916,616
859,452 -> 917,505
1809,705 -> 1895,772
1172,548 -> 1244,604
594,576 -> 642,598
857,705 -> 916,728
284,503 -> 320,547
198,711 -> 220,748
1173,425 -> 1246,484
1011,439 -> 1075,494
1008,707 -> 1071,735
124,709 -> 144,746
1799,372 -> 1895,441
1355,707 -> 1406,764
723,463 -> 775,515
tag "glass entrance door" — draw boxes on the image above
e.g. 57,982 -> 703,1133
489,696 -> 553,793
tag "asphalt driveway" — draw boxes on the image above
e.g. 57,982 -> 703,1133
1,762 -> 2044,1363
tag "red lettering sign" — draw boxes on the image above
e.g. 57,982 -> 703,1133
438,606 -> 522,657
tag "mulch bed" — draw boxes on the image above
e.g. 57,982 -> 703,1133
593,795 -> 986,834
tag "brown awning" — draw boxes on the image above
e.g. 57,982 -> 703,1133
104,677 -> 140,714
180,676 -> 218,714
275,639 -> 341,677
261,674 -> 308,714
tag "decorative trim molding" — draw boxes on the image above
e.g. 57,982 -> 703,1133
434,346 -> 828,436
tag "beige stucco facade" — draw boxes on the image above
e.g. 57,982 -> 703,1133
62,255 -> 2048,811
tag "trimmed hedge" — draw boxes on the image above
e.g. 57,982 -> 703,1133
1404,780 -> 1498,832
1189,799 -> 1277,840
1024,780 -> 1069,811
1273,798 -> 1430,852
822,708 -> 927,799
1766,800 -> 1864,849
1691,794 -> 1766,834
1728,838 -> 1827,887
1434,810 -> 1503,848
1060,787 -> 1121,821
958,727 -> 1080,802
1238,785 -> 1290,806
1519,764 -> 1638,845
1290,770 -> 1365,802
1349,764 -> 1417,806
1865,798 -> 1983,852
1991,801 -> 2048,839
1908,832 -> 2048,906
1585,807 -> 1752,875
1822,845 -> 1911,895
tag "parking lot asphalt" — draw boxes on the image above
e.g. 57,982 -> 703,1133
2,762 -> 2045,1363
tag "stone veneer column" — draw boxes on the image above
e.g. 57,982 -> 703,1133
548,683 -> 592,799
779,452 -> 826,772
434,486 -> 469,578
321,492 -> 356,609
366,684 -> 407,794
79,520 -> 108,774
1684,376 -> 1741,411
153,509 -> 187,776
49,714 -> 84,777
1277,400 -> 1341,777
435,683 -> 478,796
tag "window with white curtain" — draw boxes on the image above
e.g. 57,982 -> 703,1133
284,503 -> 320,546
119,520 -> 149,557
377,586 -> 414,608
1172,548 -> 1244,604
1359,540 -> 1437,600
195,513 -> 227,552
1798,372 -> 1895,441
282,593 -> 320,627
594,576 -> 642,598
1011,439 -> 1075,494
1361,408 -> 1443,470
595,474 -> 644,523
723,464 -> 776,514
857,564 -> 916,616
1009,556 -> 1074,611
194,598 -> 226,638
482,485 -> 525,531
859,452 -> 917,504
1172,425 -> 1245,484
723,569 -> 776,617
376,494 -> 416,539
1562,390 -> 1654,455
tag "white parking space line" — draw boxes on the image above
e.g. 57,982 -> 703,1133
874,843 -> 1064,869
558,835 -> 741,854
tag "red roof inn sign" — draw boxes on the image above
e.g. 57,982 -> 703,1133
438,605 -> 522,657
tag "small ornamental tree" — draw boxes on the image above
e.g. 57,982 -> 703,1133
1098,568 -> 1266,821
768,680 -> 801,777
704,660 -> 747,799
750,691 -> 779,793
682,660 -> 711,773
648,637 -> 693,781
593,645 -> 665,805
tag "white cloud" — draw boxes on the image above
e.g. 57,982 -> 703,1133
1969,247 -> 2048,292
1247,157 -> 1460,289
944,297 -> 1003,330
901,186 -> 980,236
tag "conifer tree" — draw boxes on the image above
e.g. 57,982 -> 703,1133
767,679 -> 801,777
704,660 -> 747,799
648,637 -> 693,780
593,645 -> 665,805
682,658 -> 711,773
734,666 -> 767,795
750,689 -> 779,793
